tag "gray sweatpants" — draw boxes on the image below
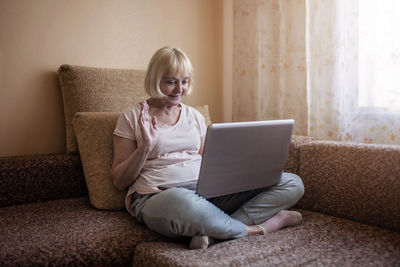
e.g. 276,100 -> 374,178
130,172 -> 304,240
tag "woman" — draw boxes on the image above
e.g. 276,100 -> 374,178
111,46 -> 304,249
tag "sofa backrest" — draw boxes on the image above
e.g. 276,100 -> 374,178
297,140 -> 400,232
0,154 -> 87,208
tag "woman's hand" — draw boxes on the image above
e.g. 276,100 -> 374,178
111,101 -> 158,191
139,101 -> 158,151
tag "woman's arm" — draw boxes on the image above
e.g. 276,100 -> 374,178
111,136 -> 151,191
111,101 -> 158,191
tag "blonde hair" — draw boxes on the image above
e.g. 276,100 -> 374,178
145,47 -> 194,98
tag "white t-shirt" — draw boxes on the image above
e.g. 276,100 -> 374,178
114,103 -> 207,213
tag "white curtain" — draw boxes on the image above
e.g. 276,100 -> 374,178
233,0 -> 400,145
233,0 -> 308,136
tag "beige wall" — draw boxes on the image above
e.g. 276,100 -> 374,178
0,0 -> 231,157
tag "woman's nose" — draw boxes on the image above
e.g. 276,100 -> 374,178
175,82 -> 183,92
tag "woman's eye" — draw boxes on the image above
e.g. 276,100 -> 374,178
164,78 -> 189,86
166,80 -> 175,85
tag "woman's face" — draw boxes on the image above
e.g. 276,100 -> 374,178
159,73 -> 190,106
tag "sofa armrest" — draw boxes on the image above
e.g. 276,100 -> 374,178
284,135 -> 320,174
0,154 -> 87,207
297,140 -> 400,232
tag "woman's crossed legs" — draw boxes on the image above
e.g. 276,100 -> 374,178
136,172 -> 304,248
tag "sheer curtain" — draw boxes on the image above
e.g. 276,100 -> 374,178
233,0 -> 400,145
233,0 -> 308,136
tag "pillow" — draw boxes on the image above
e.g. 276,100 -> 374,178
73,106 -> 212,210
58,64 -> 148,153
73,112 -> 124,210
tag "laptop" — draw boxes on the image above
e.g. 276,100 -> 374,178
158,119 -> 294,198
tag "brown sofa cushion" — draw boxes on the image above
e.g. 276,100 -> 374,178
57,64 -> 148,153
73,107 -> 211,210
0,197 -> 166,266
297,140 -> 400,232
133,210 -> 400,266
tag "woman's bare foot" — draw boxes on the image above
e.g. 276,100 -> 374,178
261,210 -> 302,233
247,210 -> 302,235
189,235 -> 214,249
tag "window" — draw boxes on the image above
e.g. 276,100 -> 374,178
358,0 -> 400,110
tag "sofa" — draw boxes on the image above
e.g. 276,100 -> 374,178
0,65 -> 399,266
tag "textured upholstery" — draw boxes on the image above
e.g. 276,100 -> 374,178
297,140 -> 400,232
57,64 -> 148,153
0,198 -> 166,266
133,210 -> 400,266
0,153 -> 86,208
73,112 -> 125,210
284,135 -> 320,174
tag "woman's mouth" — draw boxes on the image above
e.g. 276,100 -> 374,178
169,95 -> 181,98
